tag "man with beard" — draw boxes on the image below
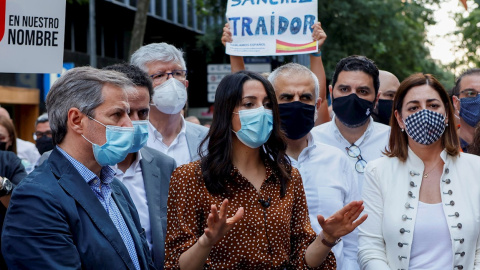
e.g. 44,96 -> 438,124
311,56 -> 390,191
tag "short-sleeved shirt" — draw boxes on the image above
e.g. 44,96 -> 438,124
164,160 -> 336,269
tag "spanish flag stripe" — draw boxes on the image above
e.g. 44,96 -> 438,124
276,40 -> 317,47
276,47 -> 317,53
275,39 -> 317,53
276,43 -> 316,51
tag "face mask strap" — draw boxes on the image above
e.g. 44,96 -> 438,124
81,134 -> 96,146
88,115 -> 107,128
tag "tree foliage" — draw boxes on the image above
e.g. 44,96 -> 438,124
196,0 -> 454,88
455,0 -> 480,68
317,0 -> 453,88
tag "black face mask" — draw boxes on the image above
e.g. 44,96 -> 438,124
36,136 -> 54,155
279,101 -> 315,140
372,99 -> 393,125
332,94 -> 374,128
0,141 -> 6,151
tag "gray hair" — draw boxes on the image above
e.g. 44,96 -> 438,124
130,43 -> 186,72
46,66 -> 135,145
35,113 -> 49,127
268,63 -> 320,101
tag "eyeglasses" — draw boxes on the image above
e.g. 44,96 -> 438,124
459,89 -> 479,99
150,70 -> 187,84
33,131 -> 52,140
345,144 -> 367,173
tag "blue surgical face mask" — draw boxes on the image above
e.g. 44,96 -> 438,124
233,106 -> 273,148
82,117 -> 134,166
460,95 -> 480,128
130,120 -> 149,153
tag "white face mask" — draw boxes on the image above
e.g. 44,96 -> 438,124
152,78 -> 187,114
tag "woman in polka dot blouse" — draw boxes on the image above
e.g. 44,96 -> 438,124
164,71 -> 367,269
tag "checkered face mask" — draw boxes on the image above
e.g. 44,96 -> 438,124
404,109 -> 446,145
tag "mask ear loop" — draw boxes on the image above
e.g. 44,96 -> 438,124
81,134 -> 96,145
82,116 -> 106,146
88,116 -> 107,128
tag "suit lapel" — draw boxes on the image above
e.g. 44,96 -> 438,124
139,148 -> 163,244
51,150 -> 136,270
185,122 -> 201,161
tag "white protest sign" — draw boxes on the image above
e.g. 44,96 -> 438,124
0,0 -> 66,73
225,0 -> 318,56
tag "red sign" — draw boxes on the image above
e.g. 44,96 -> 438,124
0,0 -> 5,42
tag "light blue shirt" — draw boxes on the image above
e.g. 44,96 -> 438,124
57,146 -> 140,270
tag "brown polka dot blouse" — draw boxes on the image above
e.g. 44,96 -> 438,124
164,160 -> 336,269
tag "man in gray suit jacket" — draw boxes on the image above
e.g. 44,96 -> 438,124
131,43 -> 208,166
105,64 -> 176,269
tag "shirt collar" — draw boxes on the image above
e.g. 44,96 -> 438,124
230,160 -> 276,186
331,115 -> 374,146
56,146 -> 116,184
111,151 -> 143,176
148,115 -> 187,140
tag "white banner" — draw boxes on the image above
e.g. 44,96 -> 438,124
225,0 -> 318,56
0,0 -> 66,73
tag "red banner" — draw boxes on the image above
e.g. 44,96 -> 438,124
0,0 -> 5,42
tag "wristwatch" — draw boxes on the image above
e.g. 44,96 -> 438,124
0,177 -> 13,197
319,230 -> 341,248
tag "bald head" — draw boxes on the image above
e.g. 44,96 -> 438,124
378,70 -> 400,100
0,107 -> 10,119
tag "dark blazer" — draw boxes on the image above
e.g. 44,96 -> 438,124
139,147 -> 176,270
0,151 -> 27,269
1,148 -> 155,269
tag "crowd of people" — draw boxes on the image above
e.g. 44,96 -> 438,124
0,18 -> 479,270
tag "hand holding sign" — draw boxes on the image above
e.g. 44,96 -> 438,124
225,0 -> 318,56
312,22 -> 327,49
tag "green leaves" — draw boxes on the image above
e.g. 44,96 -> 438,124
455,5 -> 480,67
317,0 -> 452,87
196,0 -> 454,88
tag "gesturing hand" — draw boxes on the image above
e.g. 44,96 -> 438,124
317,200 -> 367,240
198,199 -> 244,248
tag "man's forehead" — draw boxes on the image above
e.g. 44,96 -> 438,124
275,72 -> 315,94
336,70 -> 374,86
147,61 -> 182,72
460,74 -> 480,90
100,84 -> 130,105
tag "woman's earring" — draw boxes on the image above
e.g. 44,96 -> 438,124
401,128 -> 404,132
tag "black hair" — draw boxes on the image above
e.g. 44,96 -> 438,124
199,70 -> 291,197
103,63 -> 154,101
452,68 -> 480,96
331,55 -> 380,95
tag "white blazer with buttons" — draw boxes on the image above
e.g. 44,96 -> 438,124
358,147 -> 480,270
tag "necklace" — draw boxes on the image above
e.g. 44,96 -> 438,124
423,159 -> 442,178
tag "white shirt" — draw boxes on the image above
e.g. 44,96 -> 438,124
289,134 -> 361,270
146,116 -> 190,167
310,116 -> 390,191
409,202 -> 452,269
16,138 -> 41,173
111,152 -> 152,250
